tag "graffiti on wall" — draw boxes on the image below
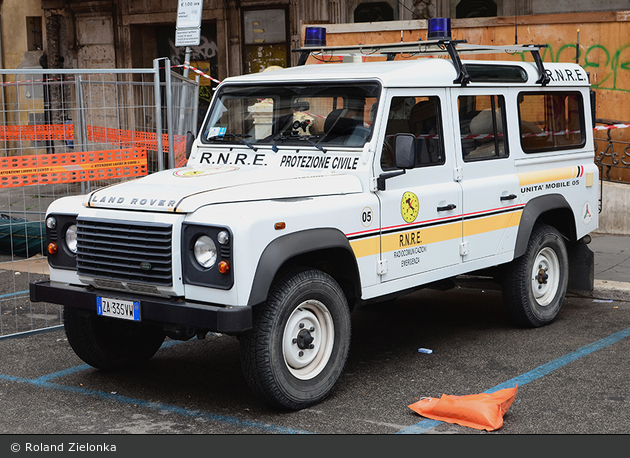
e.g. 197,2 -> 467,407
520,43 -> 630,93
165,35 -> 219,68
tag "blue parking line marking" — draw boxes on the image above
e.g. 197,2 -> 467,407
1,336 -> 313,434
33,338 -> 187,382
397,325 -> 630,434
483,326 -> 630,394
0,373 -> 313,434
0,290 -> 29,299
34,364 -> 92,382
10,325 -> 629,434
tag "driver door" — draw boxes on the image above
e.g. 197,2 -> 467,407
376,91 -> 463,287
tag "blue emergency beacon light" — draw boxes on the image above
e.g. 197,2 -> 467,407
427,18 -> 452,40
304,27 -> 327,47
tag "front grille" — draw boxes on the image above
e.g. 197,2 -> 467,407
76,218 -> 173,286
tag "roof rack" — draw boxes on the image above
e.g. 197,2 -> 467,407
293,39 -> 551,87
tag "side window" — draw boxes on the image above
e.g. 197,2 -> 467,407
459,94 -> 509,161
380,95 -> 444,171
518,91 -> 585,153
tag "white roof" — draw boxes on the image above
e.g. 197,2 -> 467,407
221,58 -> 589,88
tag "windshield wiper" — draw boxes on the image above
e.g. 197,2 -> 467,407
207,133 -> 258,152
272,132 -> 327,154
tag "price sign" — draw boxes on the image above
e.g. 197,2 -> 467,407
176,1 -> 203,47
177,1 -> 202,28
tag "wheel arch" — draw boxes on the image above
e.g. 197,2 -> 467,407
247,228 -> 361,308
514,194 -> 577,259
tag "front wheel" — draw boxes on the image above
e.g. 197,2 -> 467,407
502,223 -> 569,327
240,268 -> 351,410
63,306 -> 166,371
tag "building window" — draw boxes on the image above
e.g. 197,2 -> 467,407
455,0 -> 497,18
242,9 -> 288,74
26,17 -> 43,51
354,2 -> 394,22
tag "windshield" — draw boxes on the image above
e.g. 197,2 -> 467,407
202,82 -> 380,149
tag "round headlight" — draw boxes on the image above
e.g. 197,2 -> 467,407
46,216 -> 57,229
65,224 -> 78,254
194,235 -> 217,268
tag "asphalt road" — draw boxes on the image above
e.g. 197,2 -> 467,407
0,282 -> 628,446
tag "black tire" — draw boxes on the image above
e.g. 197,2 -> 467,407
63,306 -> 166,371
502,223 -> 569,327
239,268 -> 351,410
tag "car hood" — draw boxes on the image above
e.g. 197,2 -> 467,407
84,165 -> 363,213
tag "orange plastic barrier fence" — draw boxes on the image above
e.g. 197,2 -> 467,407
87,125 -> 188,168
0,148 -> 147,188
0,124 -> 73,141
87,125 -> 186,153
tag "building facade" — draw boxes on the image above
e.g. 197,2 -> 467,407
2,1 -> 628,80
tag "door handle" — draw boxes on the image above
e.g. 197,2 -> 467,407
500,194 -> 518,201
437,203 -> 457,212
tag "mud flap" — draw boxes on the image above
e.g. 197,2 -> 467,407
567,238 -> 594,294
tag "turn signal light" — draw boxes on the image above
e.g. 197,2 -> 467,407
218,260 -> 230,274
47,242 -> 58,255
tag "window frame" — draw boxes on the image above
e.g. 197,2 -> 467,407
517,90 -> 586,154
380,95 -> 446,171
200,81 -> 381,148
458,94 -> 510,163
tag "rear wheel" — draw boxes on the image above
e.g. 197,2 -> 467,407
240,268 -> 351,410
63,306 -> 165,371
502,223 -> 568,327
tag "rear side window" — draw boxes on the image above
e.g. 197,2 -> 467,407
518,91 -> 585,153
458,94 -> 508,161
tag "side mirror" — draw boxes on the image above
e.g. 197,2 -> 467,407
394,133 -> 416,169
376,133 -> 416,191
185,131 -> 195,159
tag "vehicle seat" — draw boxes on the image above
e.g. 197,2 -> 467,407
323,108 -> 360,143
408,100 -> 441,165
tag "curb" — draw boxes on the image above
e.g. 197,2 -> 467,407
577,280 -> 630,302
455,277 -> 630,303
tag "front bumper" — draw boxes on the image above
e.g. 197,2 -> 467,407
29,280 -> 252,334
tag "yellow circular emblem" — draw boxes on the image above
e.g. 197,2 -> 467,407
401,191 -> 419,223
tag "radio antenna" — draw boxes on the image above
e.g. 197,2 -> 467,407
514,1 -> 518,44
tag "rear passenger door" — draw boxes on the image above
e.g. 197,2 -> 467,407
452,89 -> 523,265
376,91 -> 463,285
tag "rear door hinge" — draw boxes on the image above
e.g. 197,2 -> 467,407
378,259 -> 388,275
454,167 -> 463,182
459,241 -> 469,257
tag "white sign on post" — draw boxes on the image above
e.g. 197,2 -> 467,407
176,0 -> 203,47
176,28 -> 201,47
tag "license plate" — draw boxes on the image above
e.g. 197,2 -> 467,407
97,297 -> 141,321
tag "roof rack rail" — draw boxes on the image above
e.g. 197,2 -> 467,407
292,39 -> 551,87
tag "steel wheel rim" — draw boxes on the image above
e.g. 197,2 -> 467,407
282,300 -> 334,380
531,247 -> 560,306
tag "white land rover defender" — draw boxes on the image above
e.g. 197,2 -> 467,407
30,30 -> 599,410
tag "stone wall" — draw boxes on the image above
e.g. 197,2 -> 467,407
598,181 -> 630,235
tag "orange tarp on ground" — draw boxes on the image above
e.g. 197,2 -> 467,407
408,385 -> 518,431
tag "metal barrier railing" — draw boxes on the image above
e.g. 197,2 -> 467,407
0,59 -> 199,337
594,119 -> 630,214
594,119 -> 630,182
